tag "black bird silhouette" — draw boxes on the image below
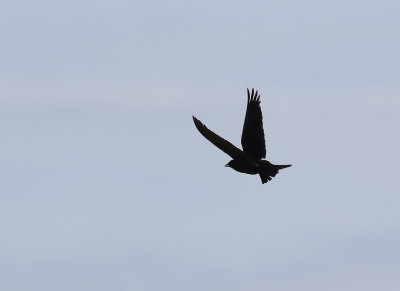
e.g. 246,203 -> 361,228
193,88 -> 291,184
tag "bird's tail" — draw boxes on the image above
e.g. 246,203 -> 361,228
275,164 -> 292,170
259,162 -> 292,184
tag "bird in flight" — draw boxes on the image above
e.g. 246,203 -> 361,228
193,88 -> 291,184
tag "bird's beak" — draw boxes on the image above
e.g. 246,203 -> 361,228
225,164 -> 229,167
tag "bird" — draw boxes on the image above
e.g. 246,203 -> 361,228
192,88 -> 291,184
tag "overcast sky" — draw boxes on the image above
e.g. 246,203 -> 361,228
1,0 -> 399,290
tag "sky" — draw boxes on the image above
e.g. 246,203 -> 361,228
1,0 -> 399,290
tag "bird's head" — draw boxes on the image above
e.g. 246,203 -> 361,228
225,160 -> 234,168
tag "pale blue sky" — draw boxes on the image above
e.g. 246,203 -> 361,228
1,0 -> 399,290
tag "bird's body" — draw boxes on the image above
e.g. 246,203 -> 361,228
225,157 -> 259,174
193,88 -> 291,184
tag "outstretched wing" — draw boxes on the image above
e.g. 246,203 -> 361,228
193,116 -> 244,160
241,88 -> 266,160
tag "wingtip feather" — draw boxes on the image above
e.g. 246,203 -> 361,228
192,116 -> 202,127
246,88 -> 262,103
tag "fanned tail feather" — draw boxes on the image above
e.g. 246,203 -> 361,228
259,162 -> 292,184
